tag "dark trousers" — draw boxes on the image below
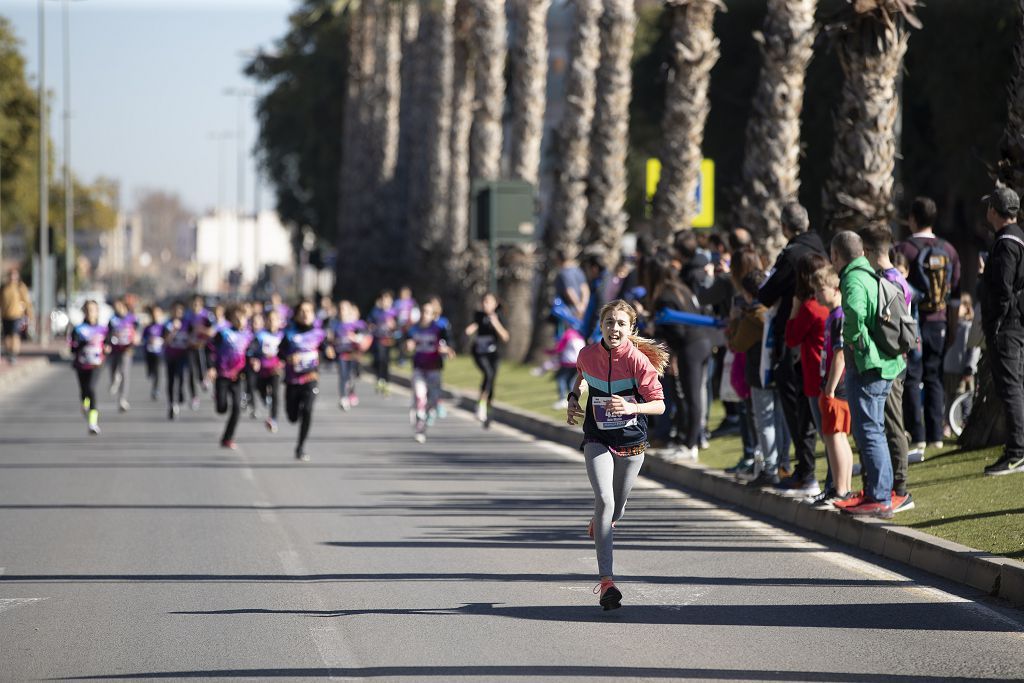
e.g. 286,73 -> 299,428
187,348 -> 203,398
885,371 -> 910,496
652,373 -> 677,444
903,320 -> 946,443
373,342 -> 391,383
671,339 -> 712,448
286,381 -> 318,450
76,367 -> 99,407
166,355 -> 187,405
472,351 -> 500,403
776,345 -> 817,479
215,376 -> 241,443
145,351 -> 161,393
257,374 -> 280,420
988,333 -> 1024,460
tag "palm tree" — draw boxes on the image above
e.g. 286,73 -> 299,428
448,0 -> 476,263
583,0 -> 636,260
529,0 -> 601,357
736,0 -> 817,257
504,0 -> 550,361
822,1 -> 920,235
394,0 -> 422,279
651,0 -> 723,243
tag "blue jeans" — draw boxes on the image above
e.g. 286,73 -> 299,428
845,362 -> 893,503
750,387 -> 779,470
773,388 -> 792,471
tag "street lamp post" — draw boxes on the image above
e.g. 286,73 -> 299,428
223,86 -> 257,285
62,0 -> 74,309
37,0 -> 49,346
208,130 -> 233,291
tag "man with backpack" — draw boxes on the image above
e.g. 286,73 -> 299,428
896,197 -> 961,456
832,230 -> 907,518
979,187 -> 1024,476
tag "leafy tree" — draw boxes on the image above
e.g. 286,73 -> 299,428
0,15 -> 41,239
244,1 -> 350,246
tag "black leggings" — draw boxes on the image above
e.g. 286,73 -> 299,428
257,374 -> 280,420
671,339 -> 711,448
472,351 -> 499,403
286,381 -> 318,450
76,367 -> 99,408
373,341 -> 391,383
215,376 -> 241,442
145,351 -> 160,393
166,355 -> 187,405
187,348 -> 203,398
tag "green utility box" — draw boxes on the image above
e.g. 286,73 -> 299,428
472,180 -> 536,244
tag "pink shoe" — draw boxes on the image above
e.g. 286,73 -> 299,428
349,393 -> 359,407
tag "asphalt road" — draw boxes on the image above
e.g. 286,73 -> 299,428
1,362 -> 1023,682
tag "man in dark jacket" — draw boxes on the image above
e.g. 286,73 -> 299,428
757,203 -> 827,495
980,187 -> 1024,476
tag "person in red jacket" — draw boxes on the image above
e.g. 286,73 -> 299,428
785,252 -> 830,446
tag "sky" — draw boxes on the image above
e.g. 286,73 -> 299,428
5,0 -> 297,217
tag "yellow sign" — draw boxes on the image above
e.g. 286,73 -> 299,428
645,158 -> 715,229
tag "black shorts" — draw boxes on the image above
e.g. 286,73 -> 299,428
2,318 -> 26,337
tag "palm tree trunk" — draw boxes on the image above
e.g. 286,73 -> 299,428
504,0 -> 549,362
394,0 -> 422,283
651,0 -> 722,243
736,0 -> 816,258
528,0 -> 602,359
822,6 -> 916,235
583,0 -> 636,261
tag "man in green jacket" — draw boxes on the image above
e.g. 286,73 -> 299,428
832,231 -> 906,519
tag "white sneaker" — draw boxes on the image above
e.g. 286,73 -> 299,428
339,397 -> 351,411
476,402 -> 487,422
552,399 -> 569,411
414,433 -> 426,444
118,399 -> 130,413
88,424 -> 101,436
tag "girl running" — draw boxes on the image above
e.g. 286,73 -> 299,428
464,292 -> 509,427
332,300 -> 370,411
279,301 -> 335,461
69,300 -> 109,435
162,301 -> 192,420
406,297 -> 455,443
369,290 -> 397,395
106,298 -> 139,412
206,304 -> 253,450
142,305 -> 164,400
252,309 -> 284,433
567,299 -> 667,610
185,295 -> 212,408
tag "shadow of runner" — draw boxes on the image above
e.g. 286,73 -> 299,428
167,601 -> 1020,632
48,664 -> 1023,681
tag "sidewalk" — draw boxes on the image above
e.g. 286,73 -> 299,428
383,366 -> 1024,609
0,341 -> 63,390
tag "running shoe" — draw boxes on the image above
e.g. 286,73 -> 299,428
724,457 -> 753,475
892,491 -> 915,513
414,433 -> 426,444
841,500 -> 893,519
595,579 -> 622,611
809,488 -> 838,509
118,399 -> 130,413
348,393 -> 359,407
774,475 -> 820,498
295,447 -> 310,462
734,460 -> 759,481
746,470 -> 780,488
675,445 -> 698,462
426,410 -> 437,427
265,418 -> 278,433
907,449 -> 925,464
984,453 -> 1024,476
832,490 -> 865,510
339,397 -> 351,411
221,439 -> 237,450
710,416 -> 741,438
476,401 -> 487,423
191,397 -> 201,411
88,423 -> 101,436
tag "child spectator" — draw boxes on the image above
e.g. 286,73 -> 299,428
943,293 -> 980,430
785,252 -> 830,436
550,326 -> 585,410
808,267 -> 855,508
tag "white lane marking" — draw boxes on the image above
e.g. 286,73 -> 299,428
0,598 -> 47,614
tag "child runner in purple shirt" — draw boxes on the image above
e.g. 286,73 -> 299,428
142,305 -> 165,401
206,305 -> 253,450
70,300 -> 108,435
279,301 -> 335,461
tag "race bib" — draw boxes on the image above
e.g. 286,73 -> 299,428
292,350 -> 319,374
474,335 -> 497,355
262,339 -> 281,357
591,395 -> 639,431
146,337 -> 164,353
79,345 -> 103,366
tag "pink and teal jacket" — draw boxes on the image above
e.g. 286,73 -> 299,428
576,338 -> 663,449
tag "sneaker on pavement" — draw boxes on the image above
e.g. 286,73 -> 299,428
892,491 -> 915,513
118,399 -> 130,413
220,439 -> 237,450
984,453 -> 1024,476
88,423 -> 101,436
476,401 -> 487,423
265,418 -> 278,433
747,470 -> 781,488
349,393 -> 359,407
907,448 -> 925,464
595,580 -> 622,611
774,475 -> 820,498
339,397 -> 351,411
841,499 -> 894,519
808,488 -> 837,508
295,447 -> 310,462
414,433 -> 427,444
832,490 -> 866,510
734,460 -> 760,481
725,457 -> 754,475
710,417 -> 741,438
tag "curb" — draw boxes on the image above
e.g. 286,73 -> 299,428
383,370 -> 1024,609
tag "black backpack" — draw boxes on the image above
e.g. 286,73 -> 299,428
909,237 -> 953,315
